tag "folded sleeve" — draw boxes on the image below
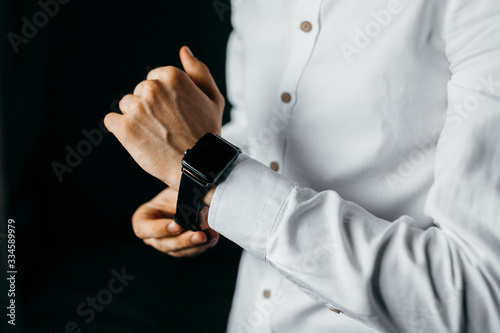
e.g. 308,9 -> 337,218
208,0 -> 500,332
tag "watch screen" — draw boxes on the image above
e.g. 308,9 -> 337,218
183,134 -> 239,183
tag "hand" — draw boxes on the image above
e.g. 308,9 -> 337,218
104,46 -> 225,190
132,187 -> 219,257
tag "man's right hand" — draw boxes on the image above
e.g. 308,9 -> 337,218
132,187 -> 219,257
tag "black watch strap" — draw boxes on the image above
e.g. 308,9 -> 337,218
173,172 -> 208,231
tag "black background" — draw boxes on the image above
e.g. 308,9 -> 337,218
1,0 -> 240,332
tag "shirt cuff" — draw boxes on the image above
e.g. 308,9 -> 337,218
208,154 -> 297,260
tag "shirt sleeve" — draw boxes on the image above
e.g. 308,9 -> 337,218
208,1 -> 500,332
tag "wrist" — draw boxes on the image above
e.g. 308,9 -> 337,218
174,134 -> 240,231
203,186 -> 216,207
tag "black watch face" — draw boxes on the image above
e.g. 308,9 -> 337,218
183,133 -> 240,183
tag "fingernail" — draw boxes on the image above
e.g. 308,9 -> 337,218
168,222 -> 182,234
191,233 -> 207,245
185,46 -> 193,57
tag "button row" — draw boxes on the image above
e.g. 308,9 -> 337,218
278,21 -> 312,104
274,21 -> 312,178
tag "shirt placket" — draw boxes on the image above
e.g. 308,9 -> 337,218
266,0 -> 324,178
262,0 -> 324,331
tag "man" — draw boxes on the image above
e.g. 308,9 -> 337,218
104,0 -> 500,331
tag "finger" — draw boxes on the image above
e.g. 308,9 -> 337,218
132,188 -> 182,239
147,66 -> 186,91
132,204 -> 183,239
119,94 -> 143,115
132,79 -> 163,99
166,229 -> 219,257
103,115 -> 134,157
143,230 -> 209,253
204,228 -> 220,243
103,112 -> 123,133
179,46 -> 224,106
146,231 -> 220,258
166,235 -> 220,258
132,216 -> 183,239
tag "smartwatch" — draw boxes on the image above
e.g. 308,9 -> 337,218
173,133 -> 241,231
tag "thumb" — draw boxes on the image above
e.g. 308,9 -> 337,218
179,46 -> 223,106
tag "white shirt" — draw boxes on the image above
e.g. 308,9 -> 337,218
207,0 -> 500,332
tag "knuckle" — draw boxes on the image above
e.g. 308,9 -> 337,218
139,80 -> 161,98
161,66 -> 183,85
218,93 -> 225,108
162,65 -> 179,76
164,236 -> 191,253
152,238 -> 172,253
131,221 -> 144,239
134,229 -> 144,239
103,113 -> 116,130
146,66 -> 165,80
119,94 -> 142,112
160,242 -> 175,253
157,245 -> 171,254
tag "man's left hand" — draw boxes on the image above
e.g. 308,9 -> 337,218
104,46 -> 225,190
